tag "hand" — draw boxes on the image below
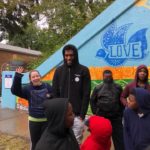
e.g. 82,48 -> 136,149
16,66 -> 24,74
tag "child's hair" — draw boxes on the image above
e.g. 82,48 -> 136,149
29,70 -> 41,80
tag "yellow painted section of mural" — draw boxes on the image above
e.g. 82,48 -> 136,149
136,0 -> 150,9
42,66 -> 150,81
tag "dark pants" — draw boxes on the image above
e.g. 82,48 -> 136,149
29,121 -> 47,150
109,117 -> 124,150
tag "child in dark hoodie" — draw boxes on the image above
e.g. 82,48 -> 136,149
121,64 -> 150,107
35,98 -> 79,150
80,115 -> 112,150
124,88 -> 150,150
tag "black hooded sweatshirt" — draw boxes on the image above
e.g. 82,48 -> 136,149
90,78 -> 123,118
35,98 -> 79,150
52,45 -> 91,119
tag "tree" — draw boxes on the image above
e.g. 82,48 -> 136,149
0,0 -> 40,41
4,0 -> 114,69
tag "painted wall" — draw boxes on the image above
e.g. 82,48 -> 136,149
42,0 -> 150,87
2,0 -> 150,109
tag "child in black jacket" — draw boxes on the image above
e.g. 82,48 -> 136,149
35,98 -> 79,150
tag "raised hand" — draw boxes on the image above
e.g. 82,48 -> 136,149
16,66 -> 24,74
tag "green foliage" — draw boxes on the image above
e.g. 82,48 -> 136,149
0,0 -> 39,41
10,23 -> 52,52
2,0 -> 114,69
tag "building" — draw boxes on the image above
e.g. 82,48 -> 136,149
0,43 -> 42,72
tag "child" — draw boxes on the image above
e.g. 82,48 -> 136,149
11,67 -> 52,150
35,98 -> 80,150
80,115 -> 112,150
124,88 -> 150,150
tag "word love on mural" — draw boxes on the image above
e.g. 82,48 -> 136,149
96,23 -> 148,66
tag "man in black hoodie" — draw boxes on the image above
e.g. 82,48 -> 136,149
52,44 -> 91,144
90,70 -> 124,150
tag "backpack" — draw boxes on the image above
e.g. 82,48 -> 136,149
96,83 -> 122,115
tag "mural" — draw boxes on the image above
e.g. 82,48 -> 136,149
96,23 -> 148,66
136,0 -> 150,9
16,21 -> 150,111
3,0 -> 150,111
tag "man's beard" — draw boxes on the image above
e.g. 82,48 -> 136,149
103,78 -> 113,84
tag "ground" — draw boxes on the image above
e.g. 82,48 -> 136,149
0,108 -> 114,150
0,132 -> 29,150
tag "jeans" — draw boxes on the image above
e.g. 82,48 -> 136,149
110,117 -> 125,150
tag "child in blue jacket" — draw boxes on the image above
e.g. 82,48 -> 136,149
11,67 -> 52,150
124,88 -> 150,150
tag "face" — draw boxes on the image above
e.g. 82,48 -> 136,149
29,71 -> 41,86
65,103 -> 74,128
128,94 -> 138,110
138,68 -> 147,81
64,49 -> 75,66
103,73 -> 113,83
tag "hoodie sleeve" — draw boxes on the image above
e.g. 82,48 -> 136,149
123,109 -> 134,150
11,72 -> 28,99
90,87 -> 98,114
52,68 -> 60,97
80,68 -> 91,120
120,84 -> 130,107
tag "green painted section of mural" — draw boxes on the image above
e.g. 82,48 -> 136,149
91,79 -> 132,90
47,79 -> 135,115
87,79 -> 132,115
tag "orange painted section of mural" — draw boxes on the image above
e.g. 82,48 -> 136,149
42,68 -> 55,81
16,97 -> 28,111
16,66 -> 150,110
42,66 -> 150,81
89,66 -> 150,80
136,0 -> 150,9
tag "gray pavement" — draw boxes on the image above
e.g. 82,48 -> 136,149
0,107 -> 114,150
0,107 -> 29,139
